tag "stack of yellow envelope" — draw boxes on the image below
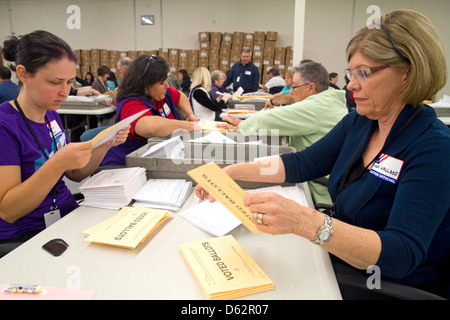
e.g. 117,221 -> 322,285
179,235 -> 274,300
83,206 -> 171,249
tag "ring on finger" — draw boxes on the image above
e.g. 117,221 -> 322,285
256,213 -> 264,225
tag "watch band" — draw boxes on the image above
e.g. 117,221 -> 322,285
312,214 -> 333,245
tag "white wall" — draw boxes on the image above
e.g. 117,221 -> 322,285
304,0 -> 450,100
0,0 -> 295,50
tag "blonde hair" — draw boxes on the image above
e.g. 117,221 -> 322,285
346,9 -> 447,106
190,67 -> 212,91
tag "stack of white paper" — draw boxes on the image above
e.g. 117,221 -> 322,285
79,167 -> 147,209
133,179 -> 193,211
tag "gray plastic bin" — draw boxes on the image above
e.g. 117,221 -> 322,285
126,141 -> 296,189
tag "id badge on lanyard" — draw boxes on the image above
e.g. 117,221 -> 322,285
14,99 -> 61,227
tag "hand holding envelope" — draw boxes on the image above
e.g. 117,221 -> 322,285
90,109 -> 148,148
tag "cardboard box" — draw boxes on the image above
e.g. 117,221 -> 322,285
188,50 -> 199,63
199,41 -> 210,50
254,31 -> 265,42
263,46 -> 275,59
253,41 -> 264,51
199,49 -> 209,59
198,32 -> 210,42
127,51 -> 138,59
158,48 -> 169,60
266,31 -> 278,41
198,58 -> 209,68
233,32 -> 244,43
222,33 -> 233,43
210,32 -> 222,43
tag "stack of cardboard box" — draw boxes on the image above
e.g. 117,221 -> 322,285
74,31 -> 293,85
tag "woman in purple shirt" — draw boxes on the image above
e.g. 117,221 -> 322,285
0,30 -> 129,257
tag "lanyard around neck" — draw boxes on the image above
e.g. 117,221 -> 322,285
335,105 -> 423,199
14,99 -> 59,210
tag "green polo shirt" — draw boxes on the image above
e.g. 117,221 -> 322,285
239,87 -> 348,205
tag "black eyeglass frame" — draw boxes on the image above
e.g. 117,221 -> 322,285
142,54 -> 157,78
291,83 -> 311,91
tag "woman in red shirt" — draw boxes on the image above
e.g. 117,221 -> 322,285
102,55 -> 199,165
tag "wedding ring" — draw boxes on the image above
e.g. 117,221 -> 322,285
256,213 -> 264,225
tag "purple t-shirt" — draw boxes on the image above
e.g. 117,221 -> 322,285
0,102 -> 78,240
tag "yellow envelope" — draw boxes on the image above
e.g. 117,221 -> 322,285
187,162 -> 261,233
83,206 -> 171,249
199,120 -> 227,132
179,235 -> 273,300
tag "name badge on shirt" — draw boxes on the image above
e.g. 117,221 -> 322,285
369,154 -> 404,184
44,209 -> 61,228
162,103 -> 171,117
245,71 -> 252,75
47,120 -> 66,150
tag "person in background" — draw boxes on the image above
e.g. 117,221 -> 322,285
220,62 -> 348,206
262,68 -> 285,94
106,71 -> 120,91
75,71 -> 94,87
167,71 -> 181,90
189,67 -> 231,121
116,56 -> 132,78
221,49 -> 260,93
342,74 -> 356,112
198,10 -> 449,299
102,55 -> 199,166
0,30 -> 129,257
209,69 -> 227,102
329,72 -> 340,89
178,69 -> 191,96
92,65 -> 111,94
0,66 -> 20,103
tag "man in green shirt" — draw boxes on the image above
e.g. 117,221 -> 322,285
221,62 -> 348,206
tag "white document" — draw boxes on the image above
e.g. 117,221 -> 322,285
79,167 -> 147,209
92,109 -> 148,148
180,185 -> 308,236
141,136 -> 185,159
234,87 -> 244,96
180,199 -> 241,237
187,131 -> 236,144
133,179 -> 192,211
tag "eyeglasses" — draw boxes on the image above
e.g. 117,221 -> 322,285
292,83 -> 310,91
376,23 -> 410,63
142,55 -> 157,78
345,65 -> 389,82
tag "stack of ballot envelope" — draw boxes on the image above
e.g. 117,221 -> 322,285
132,178 -> 193,211
79,167 -> 147,209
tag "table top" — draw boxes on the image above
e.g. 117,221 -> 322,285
0,187 -> 341,300
57,104 -> 116,115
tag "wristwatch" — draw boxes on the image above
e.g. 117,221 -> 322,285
312,215 -> 333,245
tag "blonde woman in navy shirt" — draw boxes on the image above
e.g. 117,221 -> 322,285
196,10 -> 449,299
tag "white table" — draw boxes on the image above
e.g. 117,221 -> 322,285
57,104 -> 116,130
0,186 -> 341,300
438,117 -> 450,126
